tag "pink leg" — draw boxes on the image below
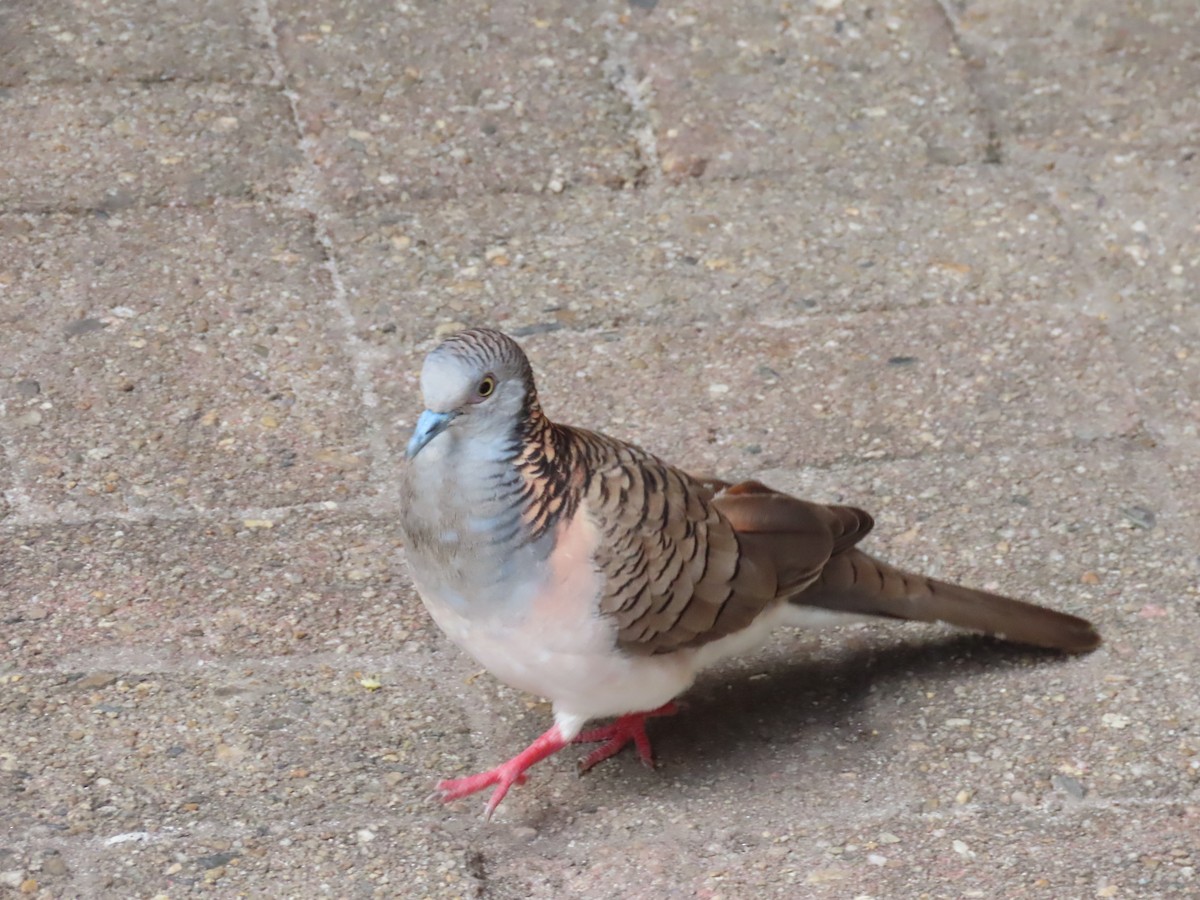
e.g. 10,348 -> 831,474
573,702 -> 679,773
435,725 -> 568,820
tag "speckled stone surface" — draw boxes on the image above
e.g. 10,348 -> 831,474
1,0 -> 1197,897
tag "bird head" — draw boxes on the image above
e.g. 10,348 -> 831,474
406,328 -> 537,459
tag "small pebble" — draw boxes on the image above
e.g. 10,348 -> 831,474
43,857 -> 68,877
64,318 -> 106,338
1101,713 -> 1130,730
1122,506 -> 1156,530
75,673 -> 119,690
1051,774 -> 1087,800
0,872 -> 24,890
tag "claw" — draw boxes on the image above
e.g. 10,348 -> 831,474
427,703 -> 681,817
573,702 -> 679,773
430,725 -> 566,819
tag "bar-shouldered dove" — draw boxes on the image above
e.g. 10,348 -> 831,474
398,328 -> 1100,818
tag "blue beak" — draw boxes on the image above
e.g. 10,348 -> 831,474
406,409 -> 458,459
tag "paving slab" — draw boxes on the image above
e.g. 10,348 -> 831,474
958,0 -> 1200,160
0,83 -> 300,210
0,507 -> 426,669
273,0 -> 643,204
0,666 -> 471,897
626,0 -> 989,180
0,204 -> 370,518
329,166 -> 1084,343
1121,292 -> 1200,445
0,0 -> 272,86
1024,161 -> 1200,449
958,0 -> 1200,404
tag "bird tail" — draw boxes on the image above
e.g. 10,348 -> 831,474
791,549 -> 1101,653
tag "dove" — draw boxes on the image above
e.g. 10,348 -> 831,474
397,327 -> 1100,818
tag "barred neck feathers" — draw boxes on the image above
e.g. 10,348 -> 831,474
513,408 -> 585,543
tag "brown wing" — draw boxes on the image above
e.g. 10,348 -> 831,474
714,479 -> 874,589
580,439 -> 861,655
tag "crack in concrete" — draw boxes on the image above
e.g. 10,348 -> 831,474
34,646 -> 438,678
932,0 -> 1005,165
600,11 -> 659,189
247,0 -> 396,507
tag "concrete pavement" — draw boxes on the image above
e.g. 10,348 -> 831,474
2,0 -> 1197,896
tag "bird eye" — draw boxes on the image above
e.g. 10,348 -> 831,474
477,376 -> 496,398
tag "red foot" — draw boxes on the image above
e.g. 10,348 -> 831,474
434,725 -> 567,820
573,702 -> 679,773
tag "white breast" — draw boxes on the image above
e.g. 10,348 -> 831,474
409,508 -> 701,733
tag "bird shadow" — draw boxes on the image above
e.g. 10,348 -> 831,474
593,631 -> 1082,784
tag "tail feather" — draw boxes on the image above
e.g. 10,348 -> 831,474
794,549 -> 1101,654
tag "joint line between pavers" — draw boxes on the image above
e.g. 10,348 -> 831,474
931,0 -> 1004,165
599,11 -> 660,187
247,0 -> 395,507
